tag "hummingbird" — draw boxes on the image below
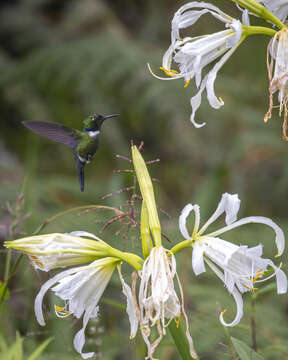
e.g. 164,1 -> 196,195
22,113 -> 119,192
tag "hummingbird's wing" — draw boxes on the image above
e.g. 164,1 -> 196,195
22,121 -> 81,148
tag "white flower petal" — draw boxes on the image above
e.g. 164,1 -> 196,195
227,19 -> 242,47
190,75 -> 207,128
266,260 -> 288,294
179,204 -> 194,239
206,258 -> 243,326
206,44 -> 239,109
275,268 -> 287,294
206,216 -> 285,256
67,231 -> 98,240
241,9 -> 250,26
34,265 -> 90,326
171,1 -> 233,42
220,287 -> 243,327
117,266 -> 138,339
73,303 -> 97,359
224,270 -> 235,293
199,193 -> 240,235
246,244 -> 263,257
192,242 -> 206,275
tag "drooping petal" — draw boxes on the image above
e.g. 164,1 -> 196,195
206,258 -> 243,326
191,242 -> 206,275
34,265 -> 89,326
220,286 -> 243,327
266,260 -> 288,294
206,43 -> 240,109
190,75 -> 207,127
117,265 -> 139,339
73,303 -> 98,359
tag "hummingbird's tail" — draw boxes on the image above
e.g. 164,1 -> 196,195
78,163 -> 85,192
74,153 -> 85,192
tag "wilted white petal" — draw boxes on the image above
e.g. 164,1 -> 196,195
192,242 -> 206,275
241,9 -> 250,26
138,247 -> 192,359
117,266 -> 138,339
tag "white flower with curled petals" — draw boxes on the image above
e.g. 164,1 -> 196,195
138,246 -> 197,359
149,2 -> 245,127
35,257 -> 119,359
179,193 -> 287,326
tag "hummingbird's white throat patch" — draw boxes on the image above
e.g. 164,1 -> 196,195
88,130 -> 100,137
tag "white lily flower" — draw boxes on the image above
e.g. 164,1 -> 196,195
179,193 -> 287,326
138,246 -> 197,359
265,27 -> 288,139
150,2 -> 244,127
5,231 -> 108,271
35,257 -> 119,359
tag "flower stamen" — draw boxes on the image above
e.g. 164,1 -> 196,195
159,66 -> 179,77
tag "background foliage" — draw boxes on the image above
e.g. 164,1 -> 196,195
0,0 -> 288,359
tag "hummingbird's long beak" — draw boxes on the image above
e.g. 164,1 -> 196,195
103,114 -> 120,120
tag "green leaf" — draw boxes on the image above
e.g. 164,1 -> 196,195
0,334 -> 8,352
1,332 -> 24,360
0,281 -> 10,302
168,320 -> 198,360
231,337 -> 264,360
28,337 -> 53,360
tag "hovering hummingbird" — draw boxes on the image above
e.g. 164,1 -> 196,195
22,113 -> 119,192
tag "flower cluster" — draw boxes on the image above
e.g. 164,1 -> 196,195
5,145 -> 287,359
150,0 -> 288,138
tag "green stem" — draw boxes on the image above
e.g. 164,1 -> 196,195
107,247 -> 143,270
243,25 -> 277,37
223,326 -> 238,360
33,205 -> 123,235
4,250 -> 12,283
250,293 -> 257,351
170,240 -> 193,255
168,320 -> 198,360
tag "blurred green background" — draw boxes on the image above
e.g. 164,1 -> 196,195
0,0 -> 288,359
